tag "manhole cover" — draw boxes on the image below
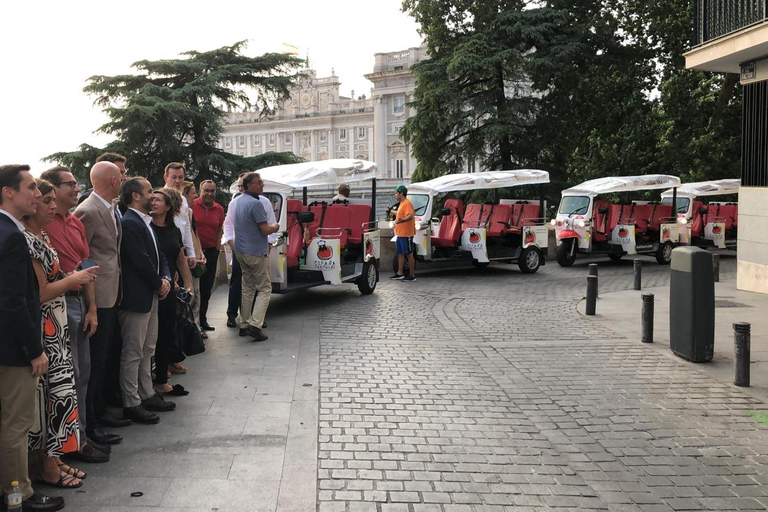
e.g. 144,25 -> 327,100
715,300 -> 751,308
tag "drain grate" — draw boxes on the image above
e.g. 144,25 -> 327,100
716,300 -> 751,308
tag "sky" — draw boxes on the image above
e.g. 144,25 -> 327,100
0,0 -> 423,175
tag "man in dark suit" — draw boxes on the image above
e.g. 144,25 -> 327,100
117,178 -> 173,425
75,162 -> 126,444
0,164 -> 64,512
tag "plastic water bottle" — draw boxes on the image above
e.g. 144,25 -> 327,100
7,481 -> 22,511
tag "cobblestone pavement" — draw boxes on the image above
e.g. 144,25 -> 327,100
318,255 -> 768,511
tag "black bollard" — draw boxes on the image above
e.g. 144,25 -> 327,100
588,264 -> 599,298
734,322 -> 751,387
586,275 -> 597,315
641,294 -> 654,343
633,260 -> 642,290
713,253 -> 720,283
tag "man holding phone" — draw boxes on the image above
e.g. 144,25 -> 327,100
40,166 -> 107,464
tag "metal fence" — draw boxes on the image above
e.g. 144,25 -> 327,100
693,0 -> 767,46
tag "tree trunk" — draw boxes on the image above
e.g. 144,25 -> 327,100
495,62 -> 513,169
709,73 -> 739,128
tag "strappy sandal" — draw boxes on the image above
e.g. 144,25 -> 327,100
200,331 -> 209,340
57,462 -> 86,480
169,363 -> 187,374
40,471 -> 83,489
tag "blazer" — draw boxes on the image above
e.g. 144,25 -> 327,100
74,193 -> 122,308
0,213 -> 42,366
119,209 -> 170,314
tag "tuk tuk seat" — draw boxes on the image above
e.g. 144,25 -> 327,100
462,204 -> 484,231
690,201 -> 705,237
486,204 -> 513,237
592,200 -> 612,242
286,199 -> 306,267
433,199 -> 464,248
346,204 -> 372,244
648,204 -> 672,232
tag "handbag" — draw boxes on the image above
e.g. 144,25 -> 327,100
191,262 -> 207,278
176,297 -> 206,356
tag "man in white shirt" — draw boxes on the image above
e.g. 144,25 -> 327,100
162,163 -> 196,268
223,173 -> 277,327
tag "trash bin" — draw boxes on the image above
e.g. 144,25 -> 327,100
669,246 -> 715,362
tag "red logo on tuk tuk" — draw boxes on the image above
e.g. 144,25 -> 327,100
365,239 -> 373,256
524,230 -> 536,245
618,228 -> 629,238
469,230 -> 480,243
662,227 -> 670,240
712,225 -> 722,235
317,241 -> 333,260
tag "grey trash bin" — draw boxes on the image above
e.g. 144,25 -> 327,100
669,246 -> 714,362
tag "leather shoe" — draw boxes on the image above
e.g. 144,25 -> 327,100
65,442 -> 109,463
21,492 -> 64,511
88,427 -> 122,445
226,317 -> 237,328
142,394 -> 176,412
240,325 -> 268,341
87,438 -> 112,454
123,405 -> 160,424
100,411 -> 131,428
200,322 -> 215,331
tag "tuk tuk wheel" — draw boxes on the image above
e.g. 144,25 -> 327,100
518,246 -> 541,274
472,260 -> 490,269
556,239 -> 577,267
656,242 -> 673,265
358,260 -> 378,295
392,254 -> 410,275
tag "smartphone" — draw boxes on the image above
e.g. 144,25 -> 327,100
80,259 -> 98,270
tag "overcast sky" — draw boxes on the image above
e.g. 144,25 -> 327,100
0,0 -> 423,175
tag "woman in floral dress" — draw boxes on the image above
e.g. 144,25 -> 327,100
23,179 -> 99,488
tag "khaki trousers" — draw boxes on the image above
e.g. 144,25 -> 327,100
0,366 -> 37,500
118,296 -> 159,408
236,252 -> 271,329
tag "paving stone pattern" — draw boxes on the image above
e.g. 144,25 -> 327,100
318,256 -> 768,511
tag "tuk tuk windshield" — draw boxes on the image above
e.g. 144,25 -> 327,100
661,196 -> 690,214
559,196 -> 590,215
409,194 -> 429,217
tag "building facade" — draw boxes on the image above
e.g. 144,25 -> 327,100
685,1 -> 768,294
220,46 -> 427,182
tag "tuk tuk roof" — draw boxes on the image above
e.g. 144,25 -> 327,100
407,170 -> 549,196
562,175 -> 681,197
258,159 -> 379,191
660,179 -> 740,198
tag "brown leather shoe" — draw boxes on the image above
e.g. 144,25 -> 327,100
240,325 -> 268,341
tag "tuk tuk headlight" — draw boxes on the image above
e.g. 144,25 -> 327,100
415,222 -> 422,231
389,221 -> 395,229
575,220 -> 586,228
679,218 -> 688,225
550,219 -> 556,226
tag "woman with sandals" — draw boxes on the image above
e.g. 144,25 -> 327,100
23,179 -> 99,488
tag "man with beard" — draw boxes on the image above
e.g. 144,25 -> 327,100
191,180 -> 224,332
117,178 -> 172,425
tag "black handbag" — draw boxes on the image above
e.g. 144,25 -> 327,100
176,297 -> 206,356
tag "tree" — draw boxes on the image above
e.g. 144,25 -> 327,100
45,41 -> 304,186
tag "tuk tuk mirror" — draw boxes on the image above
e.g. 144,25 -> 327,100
297,211 -> 315,223
598,206 -> 609,214
698,207 -> 708,215
271,233 -> 286,247
440,208 -> 451,217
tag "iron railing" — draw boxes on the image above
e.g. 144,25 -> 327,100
693,0 -> 767,46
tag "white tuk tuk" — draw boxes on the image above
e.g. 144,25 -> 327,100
255,159 -> 382,294
390,170 -> 550,274
553,175 -> 682,266
660,179 -> 740,250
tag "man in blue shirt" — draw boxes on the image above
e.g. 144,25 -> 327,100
234,172 -> 279,341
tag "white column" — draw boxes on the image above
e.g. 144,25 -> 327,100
311,130 -> 318,160
349,125 -> 355,158
329,129 -> 335,159
374,96 -> 387,175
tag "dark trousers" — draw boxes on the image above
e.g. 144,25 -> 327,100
105,312 -> 124,408
199,247 -> 220,324
154,296 -> 176,385
226,251 -> 242,319
87,306 -> 116,430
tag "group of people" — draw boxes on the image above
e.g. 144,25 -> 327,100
0,155 -> 237,511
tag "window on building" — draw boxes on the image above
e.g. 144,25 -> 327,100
393,96 -> 405,114
268,134 -> 275,146
285,134 -> 292,145
358,127 -> 366,139
395,159 -> 404,179
394,65 -> 404,71
319,131 -> 327,143
253,134 -> 260,146
225,137 -> 232,148
339,128 -> 347,141
238,136 -> 246,147
393,124 -> 402,134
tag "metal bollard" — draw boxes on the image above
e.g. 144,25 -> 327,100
633,260 -> 642,290
713,253 -> 720,283
734,322 -> 751,387
641,294 -> 654,343
586,275 -> 597,315
588,264 -> 599,298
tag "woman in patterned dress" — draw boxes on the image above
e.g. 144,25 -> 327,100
22,179 -> 99,489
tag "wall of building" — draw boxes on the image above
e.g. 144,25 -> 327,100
737,187 -> 768,293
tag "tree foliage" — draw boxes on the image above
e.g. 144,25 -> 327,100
45,41 -> 304,186
401,0 -> 742,194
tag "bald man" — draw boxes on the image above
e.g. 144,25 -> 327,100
74,162 -> 128,446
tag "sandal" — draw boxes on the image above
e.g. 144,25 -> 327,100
57,462 -> 86,480
169,363 -> 187,374
40,471 -> 83,489
200,331 -> 208,340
